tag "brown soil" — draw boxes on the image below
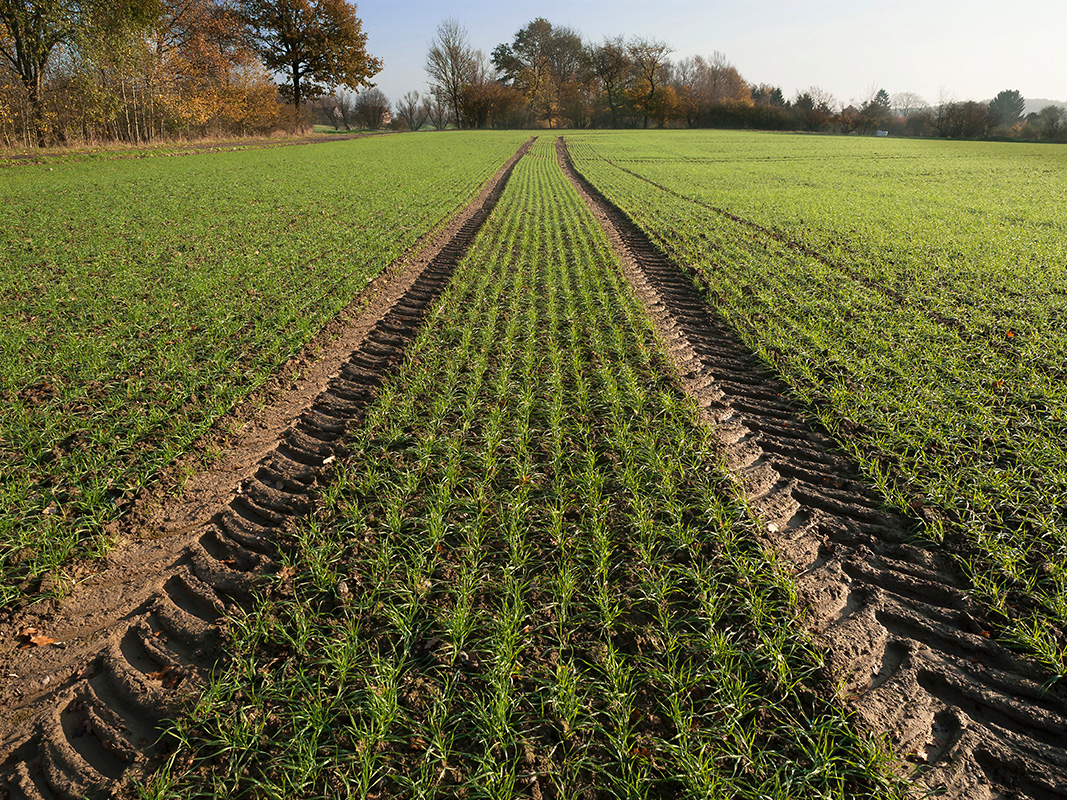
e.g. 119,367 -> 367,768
559,137 -> 1067,800
0,139 -> 533,800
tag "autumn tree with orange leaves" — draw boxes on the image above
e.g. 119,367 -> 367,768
0,0 -> 380,144
147,0 -> 280,134
241,0 -> 381,110
0,0 -> 285,145
0,0 -> 156,144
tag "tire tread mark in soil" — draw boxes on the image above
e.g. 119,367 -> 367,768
0,139 -> 533,800
558,137 -> 1067,800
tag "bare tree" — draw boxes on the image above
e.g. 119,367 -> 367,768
924,91 -> 955,136
423,91 -> 451,130
672,52 -> 750,127
1038,105 -> 1066,140
891,91 -> 927,117
353,86 -> 389,129
327,89 -> 355,129
395,90 -> 426,131
425,17 -> 475,128
692,52 -> 748,105
924,97 -> 995,138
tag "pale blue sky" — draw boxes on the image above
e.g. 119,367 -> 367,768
357,0 -> 1067,109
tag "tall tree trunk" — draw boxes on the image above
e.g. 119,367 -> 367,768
120,81 -> 133,141
28,75 -> 47,147
137,82 -> 146,143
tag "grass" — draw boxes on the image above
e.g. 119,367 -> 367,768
144,138 -> 901,799
0,131 -> 531,607
0,127 -> 389,166
566,130 -> 1067,673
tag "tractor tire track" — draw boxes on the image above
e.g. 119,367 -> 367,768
0,139 -> 533,800
559,137 -> 1067,800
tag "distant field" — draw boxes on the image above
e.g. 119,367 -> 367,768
0,131 -> 530,606
567,130 -> 1067,668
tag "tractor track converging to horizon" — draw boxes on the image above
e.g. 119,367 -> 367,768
559,137 -> 1067,800
0,139 -> 533,800
3,133 -> 1063,799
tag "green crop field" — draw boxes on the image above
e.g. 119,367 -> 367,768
0,131 -> 530,607
7,128 -> 1067,797
566,130 -> 1067,670
148,137 -> 899,800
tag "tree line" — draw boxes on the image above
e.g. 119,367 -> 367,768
4,4 -> 1064,148
413,17 -> 1066,142
0,0 -> 380,147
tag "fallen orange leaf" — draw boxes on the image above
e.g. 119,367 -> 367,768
17,627 -> 56,648
147,665 -> 183,689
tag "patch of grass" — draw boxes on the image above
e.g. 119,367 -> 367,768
0,131 -> 531,607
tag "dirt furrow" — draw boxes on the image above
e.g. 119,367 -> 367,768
0,139 -> 533,800
559,137 -> 1067,800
